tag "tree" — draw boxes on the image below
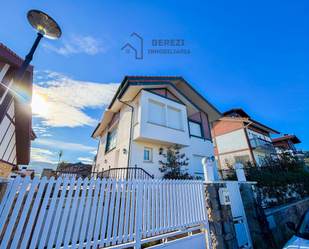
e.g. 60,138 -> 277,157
158,145 -> 200,180
57,149 -> 64,170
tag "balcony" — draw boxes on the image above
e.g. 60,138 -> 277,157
249,138 -> 276,154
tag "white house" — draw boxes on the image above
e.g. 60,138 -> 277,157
0,43 -> 36,178
91,76 -> 222,179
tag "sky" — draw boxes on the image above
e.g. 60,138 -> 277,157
0,0 -> 308,174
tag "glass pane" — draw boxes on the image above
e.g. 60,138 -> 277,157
168,107 -> 182,130
144,150 -> 150,161
189,121 -> 202,137
148,101 -> 165,126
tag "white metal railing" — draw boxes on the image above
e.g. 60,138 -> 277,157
0,176 -> 210,249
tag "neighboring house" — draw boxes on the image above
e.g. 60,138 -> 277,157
0,43 -> 36,178
9,166 -> 35,179
210,108 -> 280,169
57,162 -> 92,175
272,134 -> 305,159
91,75 -> 222,179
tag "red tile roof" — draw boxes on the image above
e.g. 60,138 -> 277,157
0,43 -> 34,68
272,134 -> 296,142
130,80 -> 171,83
127,75 -> 183,78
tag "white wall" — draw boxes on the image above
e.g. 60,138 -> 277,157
216,129 -> 248,154
137,90 -> 190,147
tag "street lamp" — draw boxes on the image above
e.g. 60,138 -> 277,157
14,10 -> 61,86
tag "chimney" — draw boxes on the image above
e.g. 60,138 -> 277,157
284,134 -> 288,136
21,167 -> 27,174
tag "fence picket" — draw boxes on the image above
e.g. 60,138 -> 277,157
112,179 -> 122,245
0,178 -> 14,215
29,177 -> 55,248
86,178 -> 101,249
1,176 -> 30,248
129,179 -> 137,242
47,177 -> 70,248
10,176 -> 39,249
70,177 -> 89,248
38,177 -> 63,248
55,178 -> 76,249
99,178 -> 112,247
0,177 -> 209,249
159,180 -> 163,234
106,179 -> 117,246
63,177 -> 82,248
93,178 -> 106,247
0,175 -> 22,236
155,179 -> 159,235
123,180 -> 131,243
118,179 -> 127,242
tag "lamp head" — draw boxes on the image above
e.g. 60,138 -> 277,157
27,10 -> 62,39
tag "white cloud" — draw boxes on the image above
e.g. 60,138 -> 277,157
42,35 -> 109,56
90,150 -> 97,155
30,148 -> 57,164
42,134 -> 52,137
32,70 -> 119,127
34,139 -> 97,151
78,157 -> 93,163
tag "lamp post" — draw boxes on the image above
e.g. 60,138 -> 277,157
14,10 -> 61,87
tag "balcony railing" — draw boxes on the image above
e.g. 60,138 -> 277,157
97,167 -> 154,180
295,148 -> 303,154
52,167 -> 154,180
249,138 -> 276,152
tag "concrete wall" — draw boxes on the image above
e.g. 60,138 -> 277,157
265,197 -> 309,248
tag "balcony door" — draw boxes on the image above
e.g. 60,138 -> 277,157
252,134 -> 259,147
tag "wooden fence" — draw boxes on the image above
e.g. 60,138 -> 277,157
0,176 -> 210,249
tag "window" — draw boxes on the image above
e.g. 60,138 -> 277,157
74,164 -> 78,168
144,148 -> 152,162
148,100 -> 165,126
234,155 -> 250,164
106,126 -> 118,152
167,106 -> 182,130
258,156 -> 264,166
189,121 -> 202,137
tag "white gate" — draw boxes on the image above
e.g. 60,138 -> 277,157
226,181 -> 252,248
0,176 -> 211,249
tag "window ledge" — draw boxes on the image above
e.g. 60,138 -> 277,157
105,147 -> 116,155
143,161 -> 154,164
147,121 -> 185,132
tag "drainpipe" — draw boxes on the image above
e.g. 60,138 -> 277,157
118,98 -> 134,168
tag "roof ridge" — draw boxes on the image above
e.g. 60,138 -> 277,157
0,43 -> 34,68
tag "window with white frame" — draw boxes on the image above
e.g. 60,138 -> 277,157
143,148 -> 153,162
105,126 -> 118,152
167,106 -> 182,130
189,121 -> 202,137
148,100 -> 165,126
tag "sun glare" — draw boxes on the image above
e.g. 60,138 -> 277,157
31,92 -> 51,117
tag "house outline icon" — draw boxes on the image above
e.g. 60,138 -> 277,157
118,33 -> 143,59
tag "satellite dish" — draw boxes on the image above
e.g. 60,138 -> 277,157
27,10 -> 62,39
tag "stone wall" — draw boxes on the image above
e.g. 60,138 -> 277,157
239,183 -> 273,249
204,183 -> 238,249
264,197 -> 309,248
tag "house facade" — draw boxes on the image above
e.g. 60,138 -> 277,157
92,76 -> 222,179
272,134 -> 305,159
210,108 -> 280,169
0,43 -> 36,178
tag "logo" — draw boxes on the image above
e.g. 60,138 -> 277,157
118,33 -> 143,59
118,33 -> 190,60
